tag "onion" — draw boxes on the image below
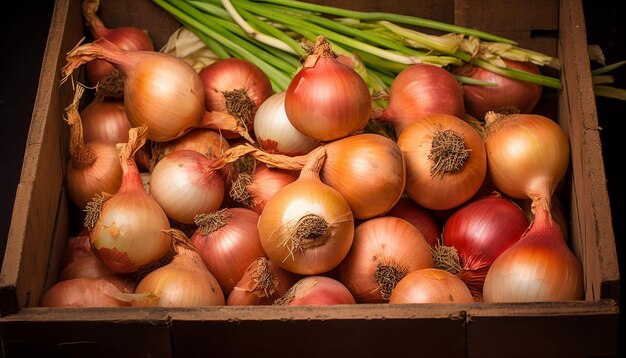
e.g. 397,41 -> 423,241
397,113 -> 487,211
285,36 -> 372,142
61,39 -> 244,142
82,0 -> 154,88
149,149 -> 227,224
40,276 -> 136,307
64,85 -> 123,210
59,253 -> 116,281
483,205 -> 583,302
455,59 -> 543,121
85,125 -> 172,273
253,91 -> 321,156
150,128 -> 230,165
80,96 -> 131,144
336,216 -> 433,303
132,229 -> 225,307
61,229 -> 91,268
389,268 -> 474,304
483,112 -> 570,211
227,257 -> 300,306
199,58 -> 273,139
273,276 -> 356,306
377,63 -> 465,136
386,197 -> 441,248
190,208 -> 266,295
518,196 -> 569,242
257,146 -> 354,275
228,161 -> 298,214
437,192 -> 529,299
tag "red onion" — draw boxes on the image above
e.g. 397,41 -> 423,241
273,276 -> 356,306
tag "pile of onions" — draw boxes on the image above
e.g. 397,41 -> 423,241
227,257 -> 300,306
64,85 -> 122,210
455,59 -> 543,121
389,268 -> 473,304
386,197 -> 441,248
377,63 -> 465,136
397,113 -> 487,211
253,91 -> 320,156
61,39 -> 244,142
85,125 -> 171,273
190,208 -> 266,295
336,216 -> 433,303
82,0 -> 154,88
285,36 -> 371,142
199,58 -> 273,139
40,276 -> 136,307
273,276 -> 356,306
437,192 -> 529,299
131,229 -> 225,307
257,146 -> 354,275
227,161 -> 298,214
482,205 -> 583,302
79,96 -> 131,144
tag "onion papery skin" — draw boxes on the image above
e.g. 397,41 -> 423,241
227,257 -> 300,306
59,253 -> 116,281
484,113 -> 570,202
389,268 -> 474,304
336,216 -> 433,303
40,276 -> 135,307
386,197 -> 441,248
149,150 -> 225,224
66,141 -> 123,210
455,59 -> 543,121
482,206 -> 584,302
61,232 -> 92,268
274,275 -> 356,306
285,37 -> 372,142
80,97 -> 131,144
190,208 -> 266,295
397,113 -> 487,211
231,162 -> 298,215
133,230 -> 225,307
441,192 -> 529,299
199,58 -> 273,139
254,91 -> 321,156
379,63 -> 465,136
320,133 -> 406,219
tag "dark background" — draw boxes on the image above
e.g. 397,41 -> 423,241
0,0 -> 623,355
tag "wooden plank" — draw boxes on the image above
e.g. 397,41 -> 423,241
169,304 -> 467,357
0,308 -> 172,357
465,300 -> 619,357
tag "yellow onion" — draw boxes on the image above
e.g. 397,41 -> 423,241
257,146 -> 354,275
150,128 -> 230,167
85,125 -> 171,273
40,276 -> 136,308
132,229 -> 225,307
389,268 -> 473,304
273,275 -> 356,306
397,113 -> 487,211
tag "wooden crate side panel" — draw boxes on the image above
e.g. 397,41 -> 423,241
465,301 -> 619,358
558,0 -> 619,301
169,305 -> 467,357
0,308 -> 172,357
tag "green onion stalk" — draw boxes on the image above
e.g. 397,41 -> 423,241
153,0 -> 563,96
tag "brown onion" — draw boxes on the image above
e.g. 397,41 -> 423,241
190,208 -> 266,295
455,59 -> 543,121
150,128 -> 230,165
285,36 -> 371,142
40,276 -> 136,307
80,96 -> 131,144
227,257 -> 300,306
257,146 -> 354,275
389,268 -> 473,304
386,197 -> 441,248
336,216 -> 433,303
397,113 -> 487,211
378,63 -> 465,136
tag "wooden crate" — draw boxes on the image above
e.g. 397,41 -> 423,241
0,0 -> 619,356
